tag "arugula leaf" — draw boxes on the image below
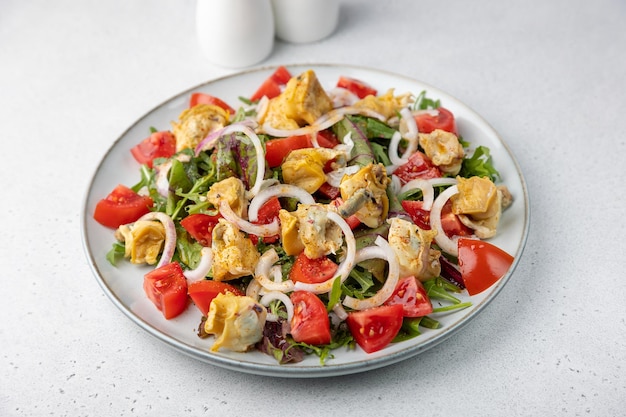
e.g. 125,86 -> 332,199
412,90 -> 441,110
327,277 -> 342,312
106,241 -> 126,266
459,145 -> 500,181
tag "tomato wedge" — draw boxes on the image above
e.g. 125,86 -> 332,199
290,291 -> 331,345
401,200 -> 472,237
249,196 -> 282,244
316,129 -> 340,148
180,213 -> 222,246
414,107 -> 457,135
289,252 -> 338,284
457,238 -> 514,296
394,151 -> 442,183
143,262 -> 188,319
384,276 -> 433,317
346,304 -> 403,353
250,66 -> 292,101
130,131 -> 176,168
93,185 -> 153,229
187,280 -> 243,316
265,135 -> 311,167
336,76 -> 377,99
189,93 -> 235,114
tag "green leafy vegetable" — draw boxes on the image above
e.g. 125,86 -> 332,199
459,145 -> 500,181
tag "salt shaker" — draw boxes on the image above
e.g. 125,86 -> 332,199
271,0 -> 339,43
196,0 -> 275,68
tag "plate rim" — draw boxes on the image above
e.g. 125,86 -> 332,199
80,63 -> 531,378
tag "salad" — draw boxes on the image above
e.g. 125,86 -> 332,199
93,67 -> 515,364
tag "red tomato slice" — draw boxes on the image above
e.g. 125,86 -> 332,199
329,198 -> 361,229
414,107 -> 457,135
316,129 -> 340,148
130,131 -> 176,168
270,65 -> 292,84
93,185 -> 153,229
180,213 -> 222,246
317,183 -> 341,200
143,262 -> 189,319
346,304 -> 403,353
402,200 -> 472,237
187,280 -> 243,316
289,252 -> 338,284
384,276 -> 433,317
401,200 -> 431,230
290,291 -> 332,345
394,151 -> 442,183
250,66 -> 292,101
458,238 -> 514,296
336,76 -> 377,99
249,196 -> 282,244
265,135 -> 312,167
189,93 -> 235,114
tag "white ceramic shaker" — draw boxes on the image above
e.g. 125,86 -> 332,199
196,0 -> 275,68
271,0 -> 340,43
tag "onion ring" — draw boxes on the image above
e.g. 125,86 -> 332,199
260,291 -> 295,323
341,236 -> 400,310
430,185 -> 462,256
248,184 -> 315,222
183,247 -> 213,282
218,200 -> 280,237
293,212 -> 357,294
253,248 -> 295,293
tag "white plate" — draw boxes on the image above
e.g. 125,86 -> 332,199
81,64 -> 530,378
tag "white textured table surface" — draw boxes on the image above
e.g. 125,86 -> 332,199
2,0 -> 625,416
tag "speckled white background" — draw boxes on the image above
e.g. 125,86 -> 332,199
1,0 -> 625,416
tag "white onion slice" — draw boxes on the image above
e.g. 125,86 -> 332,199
155,160 -> 173,198
399,107 -> 418,141
399,177 -> 458,211
388,131 -> 406,166
388,108 -> 419,166
254,249 -> 295,293
260,291 -> 294,323
342,236 -> 400,310
260,106 -> 387,138
270,265 -> 283,283
293,212 -> 357,294
246,278 -> 262,300
328,87 -> 360,108
430,185 -> 461,256
248,184 -> 315,222
331,106 -> 387,122
218,200 -> 280,237
183,247 -> 213,282
325,165 -> 360,188
137,212 -> 177,269
332,303 -> 349,321
390,174 -> 402,196
261,112 -> 344,138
